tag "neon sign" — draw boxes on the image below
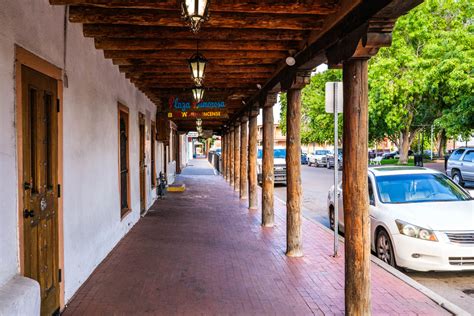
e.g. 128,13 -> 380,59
168,96 -> 225,111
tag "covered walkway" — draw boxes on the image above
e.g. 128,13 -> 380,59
63,162 -> 447,315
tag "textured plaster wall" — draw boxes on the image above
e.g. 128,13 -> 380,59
0,0 -> 161,303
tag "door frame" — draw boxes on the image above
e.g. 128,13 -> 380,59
15,45 -> 65,310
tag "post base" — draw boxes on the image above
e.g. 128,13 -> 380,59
286,248 -> 303,257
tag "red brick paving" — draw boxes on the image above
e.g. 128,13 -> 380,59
63,169 -> 448,315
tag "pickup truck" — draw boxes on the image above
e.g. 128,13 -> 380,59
257,147 -> 287,185
308,149 -> 330,167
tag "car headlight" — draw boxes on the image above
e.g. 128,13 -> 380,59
395,220 -> 438,242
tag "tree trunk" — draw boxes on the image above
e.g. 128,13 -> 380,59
398,130 -> 411,164
437,129 -> 446,158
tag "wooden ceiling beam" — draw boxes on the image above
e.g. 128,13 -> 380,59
104,50 -> 287,60
68,6 -> 325,30
131,78 -> 265,85
94,38 -> 298,51
112,58 -> 279,66
119,65 -> 274,74
134,82 -> 259,89
83,25 -> 308,41
125,73 -> 271,80
52,0 -> 339,15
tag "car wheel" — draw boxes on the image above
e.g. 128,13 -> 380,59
452,170 -> 465,187
329,207 -> 335,231
376,230 -> 396,267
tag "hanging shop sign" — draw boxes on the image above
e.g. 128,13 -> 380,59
168,110 -> 228,120
169,96 -> 225,112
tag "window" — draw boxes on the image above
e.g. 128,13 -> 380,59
450,149 -> 465,161
118,104 -> 131,218
462,150 -> 474,162
151,122 -> 157,188
368,178 -> 375,206
375,173 -> 471,204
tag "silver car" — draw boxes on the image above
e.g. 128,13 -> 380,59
446,147 -> 474,187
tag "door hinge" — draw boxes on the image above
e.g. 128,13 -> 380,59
57,99 -> 60,112
58,269 -> 62,283
57,184 -> 61,198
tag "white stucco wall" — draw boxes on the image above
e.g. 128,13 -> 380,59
0,0 -> 163,304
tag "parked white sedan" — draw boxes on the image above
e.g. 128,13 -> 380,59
328,166 -> 474,271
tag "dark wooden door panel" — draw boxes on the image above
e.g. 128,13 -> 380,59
22,65 -> 59,315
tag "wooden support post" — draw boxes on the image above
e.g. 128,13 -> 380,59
229,127 -> 235,187
240,117 -> 248,199
225,133 -> 230,181
283,71 -> 310,257
222,133 -> 226,179
343,58 -> 371,315
248,109 -> 259,210
233,121 -> 241,192
261,93 -> 277,227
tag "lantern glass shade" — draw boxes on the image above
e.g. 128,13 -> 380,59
192,87 -> 205,102
181,0 -> 210,33
188,53 -> 207,86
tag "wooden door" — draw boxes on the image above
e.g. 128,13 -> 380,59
21,65 -> 60,315
139,114 -> 146,213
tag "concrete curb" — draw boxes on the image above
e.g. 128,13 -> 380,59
273,195 -> 470,316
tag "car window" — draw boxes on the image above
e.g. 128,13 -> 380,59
257,148 -> 286,159
462,150 -> 474,162
450,149 -> 465,161
368,178 -> 375,206
375,173 -> 471,204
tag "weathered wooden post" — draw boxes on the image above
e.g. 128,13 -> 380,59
222,132 -> 226,179
226,132 -> 231,182
229,126 -> 235,187
282,71 -> 310,257
343,58 -> 370,315
324,24 -> 394,313
240,116 -> 248,199
233,120 -> 241,192
248,107 -> 259,210
261,93 -> 277,226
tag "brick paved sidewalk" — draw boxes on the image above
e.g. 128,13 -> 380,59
63,172 -> 448,315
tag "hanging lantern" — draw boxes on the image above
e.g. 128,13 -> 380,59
188,51 -> 207,86
192,86 -> 205,103
181,0 -> 210,33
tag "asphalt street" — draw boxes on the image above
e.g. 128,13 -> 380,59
273,164 -> 474,314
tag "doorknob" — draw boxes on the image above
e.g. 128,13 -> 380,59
23,209 -> 35,218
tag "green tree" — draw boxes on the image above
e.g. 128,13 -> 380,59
368,0 -> 473,163
279,69 -> 342,145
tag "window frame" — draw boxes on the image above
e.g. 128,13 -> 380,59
118,103 -> 131,219
462,150 -> 474,162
